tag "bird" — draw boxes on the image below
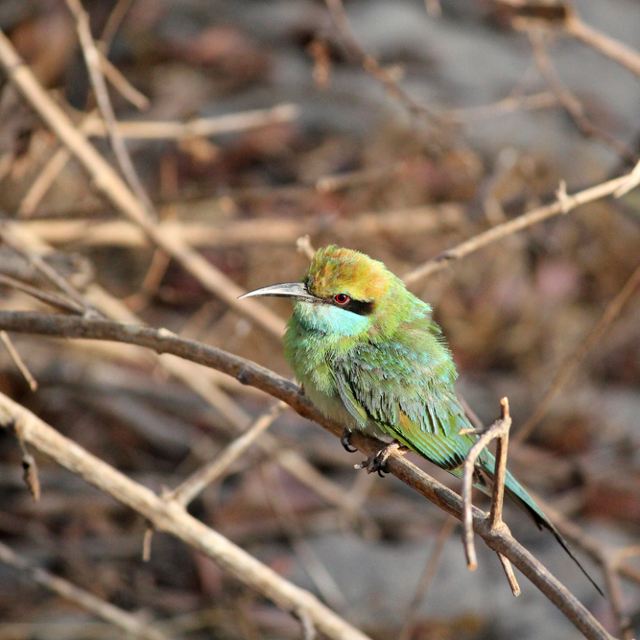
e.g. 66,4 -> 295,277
241,244 -> 601,594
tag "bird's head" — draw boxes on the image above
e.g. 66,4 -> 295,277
241,245 -> 417,338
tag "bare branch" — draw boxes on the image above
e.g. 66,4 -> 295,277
168,402 -> 285,507
0,29 -> 285,339
0,310 -> 617,640
403,165 -> 640,286
0,393 -> 372,640
0,330 -> 38,390
65,0 -> 154,213
461,397 -> 519,598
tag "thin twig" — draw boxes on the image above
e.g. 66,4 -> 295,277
0,330 -> 38,391
0,225 -> 92,315
516,261 -> 640,442
461,398 -> 520,596
403,163 -> 640,286
99,53 -> 149,111
82,103 -> 299,140
614,159 -> 640,198
168,402 -> 285,507
564,11 -> 640,78
65,0 -> 154,213
324,0 -> 445,131
0,273 -> 82,314
529,30 -> 636,164
18,204 -> 464,249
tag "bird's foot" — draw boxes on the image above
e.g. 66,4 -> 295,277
340,429 -> 357,453
354,442 -> 407,477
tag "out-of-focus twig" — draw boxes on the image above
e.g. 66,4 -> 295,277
0,541 -> 168,640
83,104 -> 299,140
0,274 -> 82,314
529,30 -> 636,164
0,226 -> 91,315
99,53 -> 149,111
503,1 -> 640,78
168,402 -> 285,507
18,204 -> 464,249
65,0 -> 154,213
0,28 -> 286,338
564,10 -> 640,78
324,0 -> 446,132
0,330 -> 37,391
448,90 -> 558,121
615,159 -> 640,198
516,261 -> 640,442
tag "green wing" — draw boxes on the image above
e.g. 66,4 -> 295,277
333,329 -> 480,474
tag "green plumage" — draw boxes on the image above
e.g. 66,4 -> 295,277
244,245 -> 601,594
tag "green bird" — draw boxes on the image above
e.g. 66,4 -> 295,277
242,245 -> 600,593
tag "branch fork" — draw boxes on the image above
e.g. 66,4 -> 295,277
461,397 -> 521,596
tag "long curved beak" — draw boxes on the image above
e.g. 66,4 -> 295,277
239,282 -> 317,302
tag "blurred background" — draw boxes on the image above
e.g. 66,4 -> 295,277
0,0 -> 639,638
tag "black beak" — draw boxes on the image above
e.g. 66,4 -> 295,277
239,282 -> 317,302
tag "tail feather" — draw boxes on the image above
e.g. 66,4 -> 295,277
478,456 -> 604,597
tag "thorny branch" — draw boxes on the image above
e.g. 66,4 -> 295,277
0,310 -> 619,640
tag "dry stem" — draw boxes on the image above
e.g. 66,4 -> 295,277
403,163 -> 640,286
461,398 -> 520,596
0,393 -> 371,640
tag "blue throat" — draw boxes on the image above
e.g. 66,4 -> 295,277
293,301 -> 370,337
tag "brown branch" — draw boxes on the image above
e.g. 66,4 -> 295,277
0,541 -> 168,640
17,203 -> 464,249
403,164 -> 640,286
0,330 -> 38,391
564,11 -> 640,79
528,30 -> 636,164
82,103 -> 299,140
0,393 -> 371,640
461,398 -> 520,596
0,310 -> 616,640
323,0 -> 446,132
0,28 -> 285,339
0,226 -> 92,315
615,160 -> 640,198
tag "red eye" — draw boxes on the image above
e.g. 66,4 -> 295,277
334,293 -> 350,305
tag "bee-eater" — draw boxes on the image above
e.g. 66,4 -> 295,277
241,245 -> 600,593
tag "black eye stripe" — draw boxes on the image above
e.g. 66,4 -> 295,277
341,299 -> 374,315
